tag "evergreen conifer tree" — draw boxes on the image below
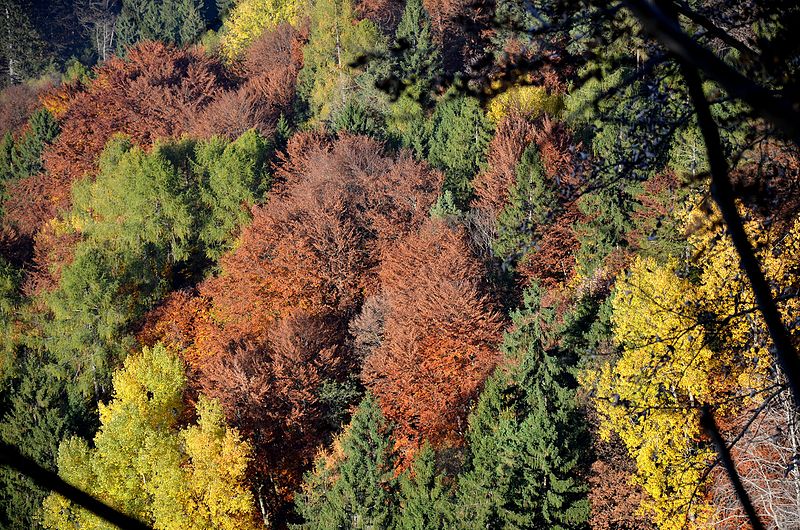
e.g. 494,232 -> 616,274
10,108 -> 59,180
295,394 -> 396,529
394,0 -> 441,102
426,94 -> 491,208
395,443 -> 454,530
492,143 -> 556,265
457,284 -> 590,530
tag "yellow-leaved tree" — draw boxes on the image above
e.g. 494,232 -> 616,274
220,0 -> 303,61
589,198 -> 800,530
42,344 -> 261,530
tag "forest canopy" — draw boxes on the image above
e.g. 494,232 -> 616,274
1,0 -> 799,529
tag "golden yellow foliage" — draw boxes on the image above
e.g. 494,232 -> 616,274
590,203 -> 800,529
486,85 -> 563,124
220,0 -> 303,61
42,345 -> 261,530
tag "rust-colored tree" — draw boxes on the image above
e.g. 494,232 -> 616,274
191,23 -> 304,140
473,113 -> 537,222
139,133 -> 441,522
202,133 -> 441,344
197,309 -> 349,517
362,218 -> 503,458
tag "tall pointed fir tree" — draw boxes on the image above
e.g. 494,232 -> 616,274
394,0 -> 441,102
395,443 -> 454,530
492,143 -> 556,267
457,284 -> 590,530
295,394 -> 396,530
425,93 -> 491,209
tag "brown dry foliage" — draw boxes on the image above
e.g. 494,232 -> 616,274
516,205 -> 581,290
202,133 -> 441,344
473,113 -> 537,221
191,24 -> 304,139
198,309 -> 348,502
0,80 -> 51,136
534,115 -> 583,193
138,133 -> 441,511
354,0 -> 404,32
362,218 -> 504,458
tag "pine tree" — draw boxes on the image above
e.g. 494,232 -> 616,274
457,285 -> 590,530
295,394 -> 397,529
395,443 -> 454,530
492,143 -> 556,265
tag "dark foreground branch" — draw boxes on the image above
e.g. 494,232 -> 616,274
0,442 -> 152,530
625,0 -> 800,141
700,406 -> 765,530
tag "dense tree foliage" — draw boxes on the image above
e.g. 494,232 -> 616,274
1,1 -> 798,529
42,344 -> 259,530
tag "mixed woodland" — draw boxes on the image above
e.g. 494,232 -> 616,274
0,0 -> 799,528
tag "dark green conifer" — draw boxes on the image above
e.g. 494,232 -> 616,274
492,143 -> 556,265
395,443 -> 454,530
295,394 -> 396,529
394,0 -> 441,101
458,284 -> 590,530
426,94 -> 491,208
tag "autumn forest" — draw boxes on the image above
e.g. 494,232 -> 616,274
0,0 -> 799,528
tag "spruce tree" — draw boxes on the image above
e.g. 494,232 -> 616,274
0,0 -> 47,86
426,94 -> 491,208
329,98 -> 385,139
493,143 -> 556,266
0,349 -> 89,530
179,0 -> 205,45
394,0 -> 441,102
395,443 -> 454,530
458,284 -> 590,530
10,108 -> 60,180
295,394 -> 396,529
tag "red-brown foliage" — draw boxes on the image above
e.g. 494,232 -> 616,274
516,205 -> 581,290
137,290 -> 224,371
21,222 -> 81,296
423,0 -> 494,73
362,218 -> 504,457
202,134 -> 442,345
534,115 -> 583,193
191,24 -> 304,140
588,456 -> 653,530
473,113 -> 537,221
198,309 -> 348,501
354,0 -> 404,32
4,42 -> 233,240
0,80 -> 52,136
135,134 -> 441,512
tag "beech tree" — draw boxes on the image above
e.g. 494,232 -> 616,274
362,218 -> 503,454
4,41 -> 233,242
219,0 -> 302,61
